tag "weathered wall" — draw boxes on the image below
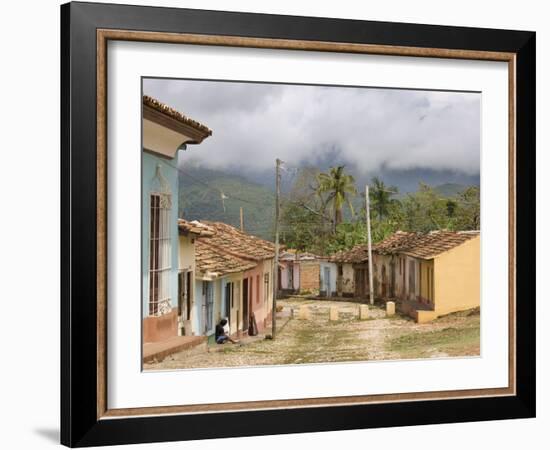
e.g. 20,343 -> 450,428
319,261 -> 337,296
341,263 -> 355,295
419,259 -> 435,305
222,274 -> 243,336
293,262 -> 300,290
193,278 -> 222,336
280,262 -> 289,290
300,261 -> 320,292
143,309 -> 178,343
142,152 -> 180,319
178,235 -> 196,334
280,261 -> 300,291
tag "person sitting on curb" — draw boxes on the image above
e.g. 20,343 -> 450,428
215,318 -> 239,344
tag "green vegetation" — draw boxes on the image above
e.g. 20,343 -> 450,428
178,164 -> 479,250
315,165 -> 358,228
179,166 -> 275,240
280,167 -> 480,255
388,315 -> 480,358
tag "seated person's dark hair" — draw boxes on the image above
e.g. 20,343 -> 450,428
220,318 -> 227,326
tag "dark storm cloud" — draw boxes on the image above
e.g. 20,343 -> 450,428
143,78 -> 480,175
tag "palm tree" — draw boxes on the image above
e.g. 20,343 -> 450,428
316,166 -> 358,230
369,177 -> 398,220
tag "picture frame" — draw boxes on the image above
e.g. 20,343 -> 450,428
60,1 -> 535,447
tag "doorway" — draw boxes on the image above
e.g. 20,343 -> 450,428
323,266 -> 331,297
242,278 -> 249,333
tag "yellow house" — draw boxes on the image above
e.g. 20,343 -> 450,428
373,230 -> 480,323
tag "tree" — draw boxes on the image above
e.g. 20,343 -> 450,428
280,167 -> 333,254
325,222 -> 368,254
401,183 -> 452,232
315,166 -> 358,230
369,177 -> 399,220
280,201 -> 328,252
454,186 -> 480,230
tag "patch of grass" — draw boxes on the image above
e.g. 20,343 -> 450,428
389,321 -> 480,358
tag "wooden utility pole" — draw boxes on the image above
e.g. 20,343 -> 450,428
272,158 -> 281,338
365,185 -> 374,305
240,207 -> 244,232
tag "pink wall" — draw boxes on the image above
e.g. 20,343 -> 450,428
244,263 -> 266,331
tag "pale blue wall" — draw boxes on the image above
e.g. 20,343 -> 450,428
319,261 -> 338,296
142,152 -> 179,318
193,279 -> 220,336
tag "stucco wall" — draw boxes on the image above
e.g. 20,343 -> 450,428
319,261 -> 337,296
434,236 -> 480,315
419,260 -> 434,304
193,278 -> 222,336
293,263 -> 300,290
300,261 -> 320,291
243,259 -> 274,332
222,274 -> 243,335
178,235 -> 195,273
341,263 -> 355,295
142,151 -> 179,319
280,262 -> 290,289
261,259 -> 274,330
280,261 -> 299,290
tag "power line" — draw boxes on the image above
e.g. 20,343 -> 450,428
163,158 -> 274,209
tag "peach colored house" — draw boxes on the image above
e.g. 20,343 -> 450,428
195,221 -> 276,335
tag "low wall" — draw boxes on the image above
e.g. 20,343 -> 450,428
143,309 -> 178,343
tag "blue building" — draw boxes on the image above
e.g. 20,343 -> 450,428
141,96 -> 212,344
319,260 -> 338,297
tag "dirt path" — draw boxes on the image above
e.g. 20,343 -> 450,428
144,298 -> 480,371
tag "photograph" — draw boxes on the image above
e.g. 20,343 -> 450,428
141,78 -> 481,370
57,1 -> 536,446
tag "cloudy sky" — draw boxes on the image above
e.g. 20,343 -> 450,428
143,78 -> 480,179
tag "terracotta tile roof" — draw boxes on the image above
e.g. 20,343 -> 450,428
329,230 -> 480,262
372,231 -> 417,255
329,245 -> 371,263
195,241 -> 256,277
143,95 -> 212,136
375,230 -> 480,259
397,230 -> 479,259
280,251 -> 320,261
177,219 -> 215,237
198,221 -> 276,261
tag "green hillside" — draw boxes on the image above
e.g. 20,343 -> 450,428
178,166 -> 477,241
179,166 -> 276,240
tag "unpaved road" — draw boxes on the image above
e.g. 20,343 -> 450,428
144,298 -> 479,371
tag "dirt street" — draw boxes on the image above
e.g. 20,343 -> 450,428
144,298 -> 480,371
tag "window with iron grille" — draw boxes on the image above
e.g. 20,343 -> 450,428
149,192 -> 172,316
